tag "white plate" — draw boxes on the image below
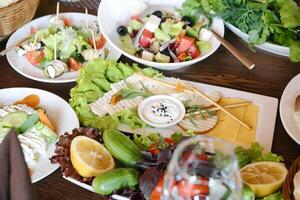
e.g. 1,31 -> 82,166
0,87 -> 79,182
280,73 -> 300,145
64,79 -> 278,194
6,12 -> 122,83
225,22 -> 289,57
98,0 -> 224,70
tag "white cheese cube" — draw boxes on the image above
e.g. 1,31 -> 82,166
198,28 -> 213,41
141,51 -> 154,61
144,15 -> 161,33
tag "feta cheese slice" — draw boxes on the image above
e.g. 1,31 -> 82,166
198,28 -> 213,41
144,15 -> 161,33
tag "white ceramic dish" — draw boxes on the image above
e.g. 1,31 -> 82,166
6,12 -> 121,83
0,87 -> 79,183
98,0 -> 224,70
63,79 -> 278,195
280,73 -> 300,145
225,22 -> 289,57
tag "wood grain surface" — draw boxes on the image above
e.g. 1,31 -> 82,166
0,0 -> 299,199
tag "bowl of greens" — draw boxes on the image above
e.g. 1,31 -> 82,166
181,0 -> 300,63
97,0 -> 224,70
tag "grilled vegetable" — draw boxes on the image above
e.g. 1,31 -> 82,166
92,168 -> 139,195
103,129 -> 144,166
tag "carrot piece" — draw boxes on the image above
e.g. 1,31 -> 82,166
111,95 -> 122,105
176,81 -> 185,92
14,94 -> 40,108
37,109 -> 55,131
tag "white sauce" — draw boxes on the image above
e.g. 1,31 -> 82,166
294,111 -> 300,130
143,99 -> 181,124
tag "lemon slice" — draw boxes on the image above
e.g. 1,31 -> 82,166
240,161 -> 288,198
70,136 -> 115,178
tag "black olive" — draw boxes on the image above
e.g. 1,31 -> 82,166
152,10 -> 163,18
182,16 -> 194,27
117,26 -> 128,36
297,30 -> 300,40
161,17 -> 167,23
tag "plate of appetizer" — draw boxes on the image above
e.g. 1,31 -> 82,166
180,0 -> 300,63
70,59 -> 278,151
280,73 -> 300,145
6,12 -> 121,83
98,0 -> 224,70
51,126 -> 286,199
0,87 -> 79,182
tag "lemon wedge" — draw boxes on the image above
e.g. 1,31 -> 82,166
70,136 -> 115,178
240,161 -> 288,198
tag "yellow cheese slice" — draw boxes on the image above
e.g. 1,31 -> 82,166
207,98 -> 259,148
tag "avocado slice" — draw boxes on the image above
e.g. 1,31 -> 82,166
120,35 -> 136,55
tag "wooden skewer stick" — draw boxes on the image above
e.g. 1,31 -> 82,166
90,29 -> 97,51
134,72 -> 251,130
185,102 -> 251,117
0,35 -> 32,56
54,36 -> 57,60
85,8 -> 89,28
192,88 -> 251,130
211,30 -> 255,70
56,2 -> 60,20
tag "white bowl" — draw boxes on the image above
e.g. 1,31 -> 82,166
138,95 -> 185,128
98,0 -> 224,70
225,22 -> 289,57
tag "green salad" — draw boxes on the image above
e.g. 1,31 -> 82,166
181,0 -> 300,62
69,59 -> 162,130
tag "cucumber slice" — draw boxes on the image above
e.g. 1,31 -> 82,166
0,119 -> 12,138
19,113 -> 39,133
3,111 -> 28,128
35,121 -> 57,143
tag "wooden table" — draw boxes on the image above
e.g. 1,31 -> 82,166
0,0 -> 300,199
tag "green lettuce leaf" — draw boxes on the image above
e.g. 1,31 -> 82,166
234,143 -> 283,168
69,59 -> 162,131
261,191 -> 283,200
279,0 -> 300,28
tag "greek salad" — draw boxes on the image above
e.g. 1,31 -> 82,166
117,9 -> 213,63
16,15 -> 107,79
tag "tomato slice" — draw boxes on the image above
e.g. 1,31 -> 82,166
150,176 -> 164,200
178,36 -> 195,53
63,17 -> 72,27
139,29 -> 153,48
89,34 -> 106,49
188,43 -> 200,59
30,26 -> 37,34
178,52 -> 188,62
25,50 -> 44,66
68,57 -> 82,71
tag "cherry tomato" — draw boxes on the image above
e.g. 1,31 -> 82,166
188,43 -> 200,59
164,137 -> 175,144
139,29 -> 153,48
178,36 -> 195,53
198,153 -> 208,161
63,17 -> 72,26
68,57 -> 82,71
148,143 -> 160,155
25,51 -> 44,66
131,14 -> 141,21
177,180 -> 209,198
89,34 -> 106,49
30,26 -> 37,34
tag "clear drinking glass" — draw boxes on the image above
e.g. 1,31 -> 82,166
162,135 -> 242,200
